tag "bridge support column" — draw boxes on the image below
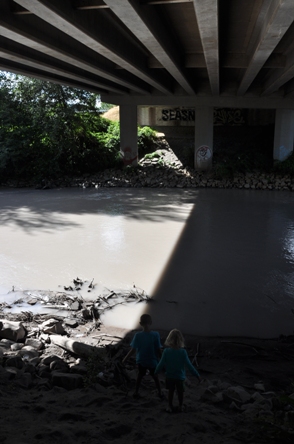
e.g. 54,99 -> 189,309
120,104 -> 138,166
273,109 -> 294,162
194,107 -> 214,170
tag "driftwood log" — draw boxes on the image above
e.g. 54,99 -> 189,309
50,335 -> 100,358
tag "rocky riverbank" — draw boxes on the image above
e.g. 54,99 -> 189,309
1,306 -> 294,444
1,283 -> 294,444
2,142 -> 294,192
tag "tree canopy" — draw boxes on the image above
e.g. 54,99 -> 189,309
0,73 -> 124,181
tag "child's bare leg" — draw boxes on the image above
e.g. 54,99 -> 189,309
134,373 -> 144,397
152,374 -> 162,397
177,388 -> 184,409
167,388 -> 175,411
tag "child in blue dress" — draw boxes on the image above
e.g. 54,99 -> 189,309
155,328 -> 201,412
123,314 -> 162,398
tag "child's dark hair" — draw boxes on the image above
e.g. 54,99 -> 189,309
165,329 -> 185,348
140,314 -> 152,326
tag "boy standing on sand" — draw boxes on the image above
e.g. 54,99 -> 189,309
122,314 -> 162,399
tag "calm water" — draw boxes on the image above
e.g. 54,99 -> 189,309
1,187 -> 294,337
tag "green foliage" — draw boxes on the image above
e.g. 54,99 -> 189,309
143,151 -> 162,160
138,126 -> 157,149
0,74 -> 158,182
0,74 -> 118,181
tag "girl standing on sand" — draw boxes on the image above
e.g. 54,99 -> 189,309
155,329 -> 201,412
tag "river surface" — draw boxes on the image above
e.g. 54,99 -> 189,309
1,187 -> 294,337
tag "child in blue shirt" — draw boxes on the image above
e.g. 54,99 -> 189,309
155,328 -> 201,412
123,314 -> 162,398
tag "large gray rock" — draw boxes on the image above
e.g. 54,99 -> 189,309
224,386 -> 251,403
69,362 -> 88,375
41,354 -> 64,366
50,360 -> 69,373
25,338 -> 43,350
39,319 -> 65,335
18,346 -> 40,360
0,339 -> 16,348
11,343 -> 24,351
5,355 -> 24,369
0,321 -> 26,342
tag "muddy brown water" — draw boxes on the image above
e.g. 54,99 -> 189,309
0,187 -> 294,337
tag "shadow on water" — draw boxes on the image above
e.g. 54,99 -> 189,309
0,187 -> 196,233
144,189 -> 294,338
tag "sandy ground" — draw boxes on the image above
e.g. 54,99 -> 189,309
1,321 -> 294,444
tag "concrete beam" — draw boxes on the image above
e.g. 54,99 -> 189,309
14,0 -> 172,94
0,41 -> 127,94
0,16 -> 149,94
238,0 -> 294,95
75,0 -> 193,6
0,59 -> 107,93
193,0 -> 219,95
101,93 -> 294,109
149,52 -> 286,69
263,46 -> 294,95
104,0 -> 195,95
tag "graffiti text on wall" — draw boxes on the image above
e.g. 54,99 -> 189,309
161,108 -> 246,125
214,108 -> 246,125
162,108 -> 195,121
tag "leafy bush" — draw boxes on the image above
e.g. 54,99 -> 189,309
138,126 -> 157,149
0,74 -> 171,182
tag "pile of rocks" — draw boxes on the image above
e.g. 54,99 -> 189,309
0,317 -> 130,392
42,147 -> 294,191
2,142 -> 294,191
199,379 -> 294,430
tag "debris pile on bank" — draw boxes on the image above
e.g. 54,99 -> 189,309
0,278 -> 151,392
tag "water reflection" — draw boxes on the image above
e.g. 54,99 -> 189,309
100,218 -> 126,252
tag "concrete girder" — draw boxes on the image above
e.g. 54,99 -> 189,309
238,0 -> 294,96
149,52 -> 286,69
14,0 -> 172,94
262,44 -> 294,95
0,58 -> 111,93
0,20 -> 149,94
103,0 -> 195,95
0,41 -> 127,94
192,0 -> 219,96
101,93 -> 294,108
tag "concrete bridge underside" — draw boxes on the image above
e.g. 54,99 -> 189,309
1,0 -> 294,165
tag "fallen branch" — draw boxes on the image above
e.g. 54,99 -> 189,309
50,335 -> 100,358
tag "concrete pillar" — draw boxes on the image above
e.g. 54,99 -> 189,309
120,104 -> 138,166
273,109 -> 294,162
194,107 -> 214,170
